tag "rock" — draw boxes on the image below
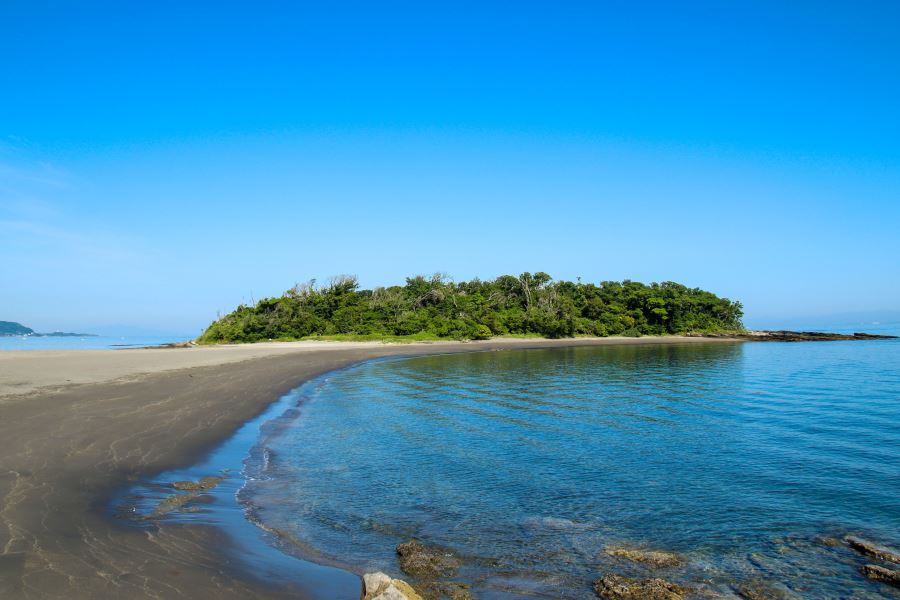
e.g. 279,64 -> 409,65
815,536 -> 842,547
391,580 -> 425,600
846,536 -> 900,563
361,572 -> 424,600
396,540 -> 460,579
695,330 -> 897,342
172,476 -> 224,491
861,564 -> 900,588
441,582 -> 474,600
363,572 -> 393,599
735,582 -> 792,599
410,581 -> 473,600
150,493 -> 195,517
149,476 -> 226,517
593,574 -> 685,599
605,547 -> 683,568
372,584 -> 408,600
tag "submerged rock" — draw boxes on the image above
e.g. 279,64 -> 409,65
149,476 -> 225,517
396,540 -> 461,579
361,571 -> 424,600
605,547 -> 683,568
441,582 -> 474,600
815,536 -> 842,548
521,515 -> 584,530
735,581 -> 793,600
150,493 -> 195,516
415,581 -> 475,600
593,574 -> 685,599
846,536 -> 900,563
861,564 -> 900,588
172,476 -> 224,491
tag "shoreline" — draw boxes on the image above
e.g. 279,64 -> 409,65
0,336 -> 740,598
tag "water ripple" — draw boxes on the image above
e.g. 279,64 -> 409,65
244,341 -> 900,599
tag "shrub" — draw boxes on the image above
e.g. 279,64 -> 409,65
473,324 -> 493,340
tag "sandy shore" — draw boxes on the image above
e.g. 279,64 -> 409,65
0,336 -> 737,598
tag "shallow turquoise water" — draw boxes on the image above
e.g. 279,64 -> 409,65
242,341 -> 900,598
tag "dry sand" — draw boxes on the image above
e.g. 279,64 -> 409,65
0,336 -> 738,598
0,340 -> 428,398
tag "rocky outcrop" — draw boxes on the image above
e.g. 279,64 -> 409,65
605,547 -> 683,568
861,564 -> 900,588
361,572 -> 424,600
696,330 -> 897,342
593,574 -> 685,599
846,536 -> 900,563
396,540 -> 461,579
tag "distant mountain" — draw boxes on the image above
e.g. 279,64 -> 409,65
0,321 -> 95,337
0,321 -> 34,336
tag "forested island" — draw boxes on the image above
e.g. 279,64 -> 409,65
0,321 -> 34,336
199,273 -> 745,343
0,321 -> 95,337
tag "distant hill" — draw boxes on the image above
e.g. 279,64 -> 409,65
0,321 -> 95,337
0,321 -> 34,336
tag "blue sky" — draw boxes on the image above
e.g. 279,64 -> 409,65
2,1 -> 899,334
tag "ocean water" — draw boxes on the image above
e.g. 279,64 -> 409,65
0,335 -> 193,350
239,341 -> 900,599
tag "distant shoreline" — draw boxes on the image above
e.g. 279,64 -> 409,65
0,336 -> 737,598
0,319 -> 96,338
0,332 -> 98,337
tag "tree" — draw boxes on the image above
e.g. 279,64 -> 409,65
198,272 -> 744,343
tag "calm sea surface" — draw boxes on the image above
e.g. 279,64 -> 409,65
240,341 -> 900,598
0,335 -> 192,350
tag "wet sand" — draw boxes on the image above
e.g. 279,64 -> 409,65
0,336 -> 737,598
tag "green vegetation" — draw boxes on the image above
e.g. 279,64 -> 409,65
198,273 -> 744,344
0,321 -> 34,336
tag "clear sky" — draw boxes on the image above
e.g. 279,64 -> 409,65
2,1 -> 899,335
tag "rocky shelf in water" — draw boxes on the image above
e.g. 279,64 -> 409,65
694,330 -> 897,342
359,534 -> 900,599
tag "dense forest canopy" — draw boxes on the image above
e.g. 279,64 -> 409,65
198,273 -> 744,343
